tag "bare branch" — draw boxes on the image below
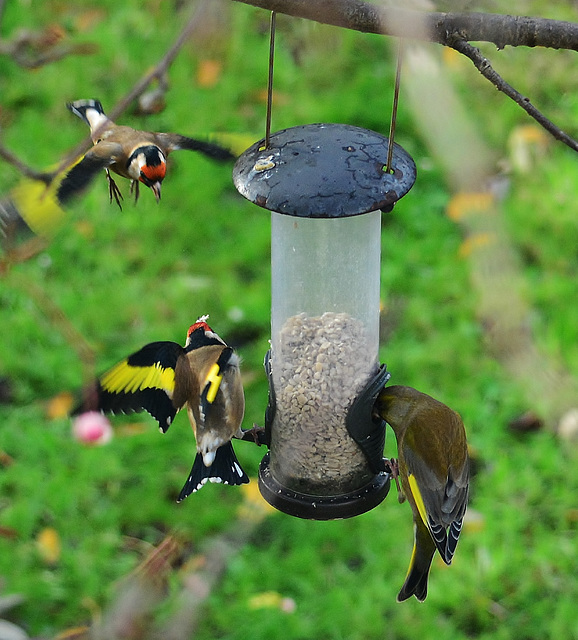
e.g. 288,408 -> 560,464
232,0 -> 578,151
50,0 -> 213,184
107,0 -> 211,122
449,39 -> 578,153
3,272 -> 95,375
0,141 -> 51,182
0,33 -> 97,69
232,0 -> 578,50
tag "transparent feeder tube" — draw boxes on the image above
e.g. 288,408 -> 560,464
270,210 -> 382,495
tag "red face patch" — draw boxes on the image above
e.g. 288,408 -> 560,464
187,321 -> 212,339
139,162 -> 166,184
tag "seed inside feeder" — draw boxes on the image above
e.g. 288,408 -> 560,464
270,311 -> 377,495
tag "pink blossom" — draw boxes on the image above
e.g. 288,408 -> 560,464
72,411 -> 113,445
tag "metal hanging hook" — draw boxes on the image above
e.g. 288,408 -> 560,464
385,39 -> 405,174
264,11 -> 277,150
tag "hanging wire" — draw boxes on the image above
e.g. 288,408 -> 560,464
385,39 -> 405,174
264,11 -> 277,150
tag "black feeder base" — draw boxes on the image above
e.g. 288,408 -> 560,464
258,453 -> 391,520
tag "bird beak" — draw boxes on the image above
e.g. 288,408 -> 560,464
150,182 -> 161,202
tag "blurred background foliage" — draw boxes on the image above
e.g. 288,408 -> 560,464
0,0 -> 577,638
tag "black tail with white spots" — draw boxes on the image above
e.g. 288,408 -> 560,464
177,442 -> 248,502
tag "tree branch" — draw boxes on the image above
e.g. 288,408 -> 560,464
449,39 -> 578,153
51,0 -> 212,183
0,0 -> 213,186
0,141 -> 51,182
231,0 -> 578,50
232,0 -> 578,152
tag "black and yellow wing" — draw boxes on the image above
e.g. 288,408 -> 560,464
1,172 -> 68,247
74,341 -> 192,433
1,144 -> 116,248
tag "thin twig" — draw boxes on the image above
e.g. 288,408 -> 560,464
51,0 -> 213,184
0,141 -> 51,182
449,38 -> 578,153
5,272 -> 95,380
0,1 -> 212,185
108,0 -> 211,122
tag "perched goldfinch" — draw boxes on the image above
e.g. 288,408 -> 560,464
375,385 -> 470,602
58,99 -> 235,207
73,316 -> 248,500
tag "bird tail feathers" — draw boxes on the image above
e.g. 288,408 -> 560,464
177,442 -> 248,502
67,99 -> 107,129
396,523 -> 436,603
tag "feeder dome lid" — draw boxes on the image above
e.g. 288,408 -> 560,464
233,123 -> 416,218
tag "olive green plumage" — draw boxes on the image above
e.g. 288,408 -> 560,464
376,385 -> 470,602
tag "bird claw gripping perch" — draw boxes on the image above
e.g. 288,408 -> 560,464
384,457 -> 404,502
237,424 -> 268,446
345,363 -> 391,474
233,350 -> 273,448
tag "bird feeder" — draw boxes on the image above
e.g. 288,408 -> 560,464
233,123 -> 416,519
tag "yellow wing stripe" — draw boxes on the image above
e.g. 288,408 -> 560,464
204,363 -> 223,404
10,179 -> 67,238
101,361 -> 175,395
408,473 -> 429,528
405,526 -> 419,580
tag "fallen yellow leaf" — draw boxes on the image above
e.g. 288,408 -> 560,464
238,480 -> 277,522
458,232 -> 497,258
37,527 -> 61,565
249,590 -> 283,609
74,220 -> 95,239
248,590 -> 296,613
73,8 -> 106,32
447,191 -> 495,222
54,626 -> 91,640
46,391 -> 75,419
442,46 -> 466,70
508,125 -> 549,173
463,508 -> 485,533
255,88 -> 289,106
116,422 -> 149,437
197,59 -> 222,88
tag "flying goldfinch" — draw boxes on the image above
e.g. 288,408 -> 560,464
73,316 -> 248,500
58,99 -> 235,207
375,385 -> 470,602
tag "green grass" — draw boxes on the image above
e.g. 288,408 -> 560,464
1,1 -> 578,638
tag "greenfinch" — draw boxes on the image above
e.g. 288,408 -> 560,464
375,385 -> 469,602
